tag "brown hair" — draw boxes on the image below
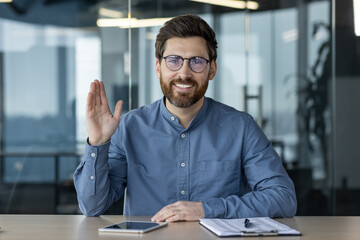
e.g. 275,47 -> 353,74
155,14 -> 218,60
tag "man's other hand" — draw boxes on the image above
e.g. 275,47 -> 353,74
151,201 -> 205,223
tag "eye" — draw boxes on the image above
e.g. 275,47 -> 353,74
167,56 -> 181,64
192,57 -> 204,65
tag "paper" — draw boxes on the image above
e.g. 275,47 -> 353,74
199,217 -> 301,237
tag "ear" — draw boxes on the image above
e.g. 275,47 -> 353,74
156,58 -> 161,79
208,60 -> 217,80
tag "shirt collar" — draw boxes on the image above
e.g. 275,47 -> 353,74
160,96 -> 209,131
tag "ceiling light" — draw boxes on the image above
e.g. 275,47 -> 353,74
354,0 -> 360,36
246,1 -> 259,10
190,0 -> 259,10
98,8 -> 124,18
97,17 -> 172,28
0,0 -> 13,3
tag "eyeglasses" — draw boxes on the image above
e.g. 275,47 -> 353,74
162,55 -> 210,73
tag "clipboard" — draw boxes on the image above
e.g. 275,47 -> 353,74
199,217 -> 301,237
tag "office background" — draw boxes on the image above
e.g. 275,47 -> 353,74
0,0 -> 359,215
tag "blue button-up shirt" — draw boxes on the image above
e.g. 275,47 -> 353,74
74,97 -> 297,218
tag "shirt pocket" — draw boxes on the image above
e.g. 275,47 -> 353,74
197,160 -> 239,198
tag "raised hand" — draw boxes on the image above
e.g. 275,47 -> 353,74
86,80 -> 123,146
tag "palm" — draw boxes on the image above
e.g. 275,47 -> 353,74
86,80 -> 123,146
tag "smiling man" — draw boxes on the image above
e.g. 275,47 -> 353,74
74,15 -> 297,222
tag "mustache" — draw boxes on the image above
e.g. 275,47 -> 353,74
170,77 -> 197,85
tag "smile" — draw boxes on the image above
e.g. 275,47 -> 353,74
174,83 -> 193,88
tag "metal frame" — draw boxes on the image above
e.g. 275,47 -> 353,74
0,52 -> 4,183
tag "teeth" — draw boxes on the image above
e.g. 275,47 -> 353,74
175,84 -> 192,88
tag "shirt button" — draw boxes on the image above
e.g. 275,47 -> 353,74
90,176 -> 94,180
171,116 -> 175,121
181,190 -> 185,195
180,162 -> 186,167
181,134 -> 186,138
91,153 -> 96,157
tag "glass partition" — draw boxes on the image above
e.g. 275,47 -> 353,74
0,17 -> 99,213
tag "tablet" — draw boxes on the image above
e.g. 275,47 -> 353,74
98,221 -> 168,233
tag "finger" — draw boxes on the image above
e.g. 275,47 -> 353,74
151,209 -> 163,222
89,81 -> 96,94
86,92 -> 94,112
154,211 -> 176,223
152,201 -> 183,221
153,206 -> 181,222
165,215 -> 181,223
94,79 -> 101,106
99,81 -> 108,106
151,206 -> 171,222
113,100 -> 123,120
87,82 -> 96,112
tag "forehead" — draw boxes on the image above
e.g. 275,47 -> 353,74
163,37 -> 209,58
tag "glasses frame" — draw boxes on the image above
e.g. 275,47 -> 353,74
162,55 -> 211,73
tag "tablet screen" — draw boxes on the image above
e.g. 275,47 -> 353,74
104,221 -> 159,230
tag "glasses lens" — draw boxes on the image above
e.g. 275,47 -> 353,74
189,57 -> 208,73
164,56 -> 183,71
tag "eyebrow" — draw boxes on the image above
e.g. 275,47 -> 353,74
165,55 -> 209,59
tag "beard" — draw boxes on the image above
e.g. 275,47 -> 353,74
160,73 -> 209,108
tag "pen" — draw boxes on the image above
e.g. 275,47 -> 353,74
244,218 -> 250,228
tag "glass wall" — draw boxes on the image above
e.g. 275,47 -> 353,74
0,16 -> 99,213
333,0 -> 360,215
0,0 -> 359,215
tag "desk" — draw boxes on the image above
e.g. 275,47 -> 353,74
0,215 -> 359,240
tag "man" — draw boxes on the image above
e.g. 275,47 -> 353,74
74,14 -> 297,222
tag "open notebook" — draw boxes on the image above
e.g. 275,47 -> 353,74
200,217 -> 301,237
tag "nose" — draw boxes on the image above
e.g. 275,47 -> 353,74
178,59 -> 192,78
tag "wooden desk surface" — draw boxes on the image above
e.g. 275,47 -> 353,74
0,215 -> 359,240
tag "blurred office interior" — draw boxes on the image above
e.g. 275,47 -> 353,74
0,0 -> 359,215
